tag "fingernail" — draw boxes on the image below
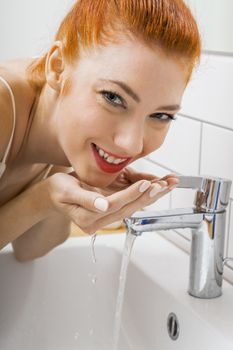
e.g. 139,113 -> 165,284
158,180 -> 168,186
94,197 -> 109,212
149,184 -> 163,198
139,181 -> 151,193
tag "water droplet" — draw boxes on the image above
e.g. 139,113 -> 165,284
74,331 -> 80,340
92,276 -> 97,284
91,233 -> 97,263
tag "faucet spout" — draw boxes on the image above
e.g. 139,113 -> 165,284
125,208 -> 204,235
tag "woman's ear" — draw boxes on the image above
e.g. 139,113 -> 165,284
45,41 -> 65,92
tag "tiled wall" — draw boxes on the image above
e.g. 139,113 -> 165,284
131,52 -> 233,284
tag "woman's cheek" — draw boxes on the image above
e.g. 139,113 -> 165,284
143,127 -> 167,155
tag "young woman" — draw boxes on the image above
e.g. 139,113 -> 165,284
0,0 -> 201,261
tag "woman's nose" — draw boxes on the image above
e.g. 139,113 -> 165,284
113,123 -> 144,157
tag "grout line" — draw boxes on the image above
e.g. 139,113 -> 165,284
145,157 -> 182,175
226,265 -> 233,272
178,113 -> 233,133
157,231 -> 190,256
198,122 -> 203,175
202,50 -> 233,58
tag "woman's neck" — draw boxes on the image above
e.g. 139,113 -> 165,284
21,84 -> 70,167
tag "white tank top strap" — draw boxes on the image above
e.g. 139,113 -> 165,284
42,164 -> 54,180
0,75 -> 16,177
0,77 -> 54,180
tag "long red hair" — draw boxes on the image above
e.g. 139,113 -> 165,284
27,0 -> 201,90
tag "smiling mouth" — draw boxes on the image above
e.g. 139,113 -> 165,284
91,143 -> 132,174
93,143 -> 132,164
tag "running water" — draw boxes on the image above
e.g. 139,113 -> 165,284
91,233 -> 97,264
112,231 -> 137,350
88,230 -> 136,349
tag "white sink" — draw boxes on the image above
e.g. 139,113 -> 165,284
0,232 -> 233,350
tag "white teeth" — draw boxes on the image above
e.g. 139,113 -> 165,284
106,156 -> 115,164
105,155 -> 125,164
99,149 -> 105,157
113,158 -> 123,164
94,144 -> 126,164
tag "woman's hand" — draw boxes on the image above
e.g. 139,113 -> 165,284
45,169 -> 179,235
90,166 -> 179,196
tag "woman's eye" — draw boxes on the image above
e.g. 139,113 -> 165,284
150,113 -> 177,122
100,90 -> 126,108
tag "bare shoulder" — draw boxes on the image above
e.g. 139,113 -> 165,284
0,58 -> 36,161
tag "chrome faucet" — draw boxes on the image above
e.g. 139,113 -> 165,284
124,175 -> 232,299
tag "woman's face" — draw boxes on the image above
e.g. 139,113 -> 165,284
55,36 -> 187,187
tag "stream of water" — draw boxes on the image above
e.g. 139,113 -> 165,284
112,232 -> 136,350
89,231 -> 136,350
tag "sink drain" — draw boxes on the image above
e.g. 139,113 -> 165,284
167,313 -> 180,340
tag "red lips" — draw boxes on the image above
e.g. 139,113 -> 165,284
91,143 -> 132,174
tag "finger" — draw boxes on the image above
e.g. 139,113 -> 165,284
73,180 -> 169,228
98,181 -> 178,229
90,183 -> 166,229
122,181 -> 174,211
152,173 -> 180,186
74,181 -> 175,234
122,167 -> 160,183
66,179 -> 154,231
107,180 -> 171,213
78,181 -> 178,234
144,181 -> 178,206
61,182 -> 110,213
106,179 -> 153,212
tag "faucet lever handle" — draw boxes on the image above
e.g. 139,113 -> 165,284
176,175 -> 232,212
176,176 -> 205,190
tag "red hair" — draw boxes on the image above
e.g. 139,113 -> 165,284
27,0 -> 201,90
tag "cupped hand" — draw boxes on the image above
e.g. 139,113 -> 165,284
93,166 -> 180,196
46,167 -> 179,235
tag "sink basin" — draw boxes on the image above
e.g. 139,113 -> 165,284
0,232 -> 233,350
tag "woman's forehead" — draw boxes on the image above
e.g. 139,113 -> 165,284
73,38 -> 187,84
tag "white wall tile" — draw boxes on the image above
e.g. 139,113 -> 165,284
130,158 -> 169,178
171,188 -> 196,209
149,116 -> 201,175
0,0 -> 75,60
145,51 -> 233,285
182,54 -> 233,130
201,124 -> 233,198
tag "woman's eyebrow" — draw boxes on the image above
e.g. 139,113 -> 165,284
99,79 -> 140,103
98,79 -> 181,111
156,104 -> 181,111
